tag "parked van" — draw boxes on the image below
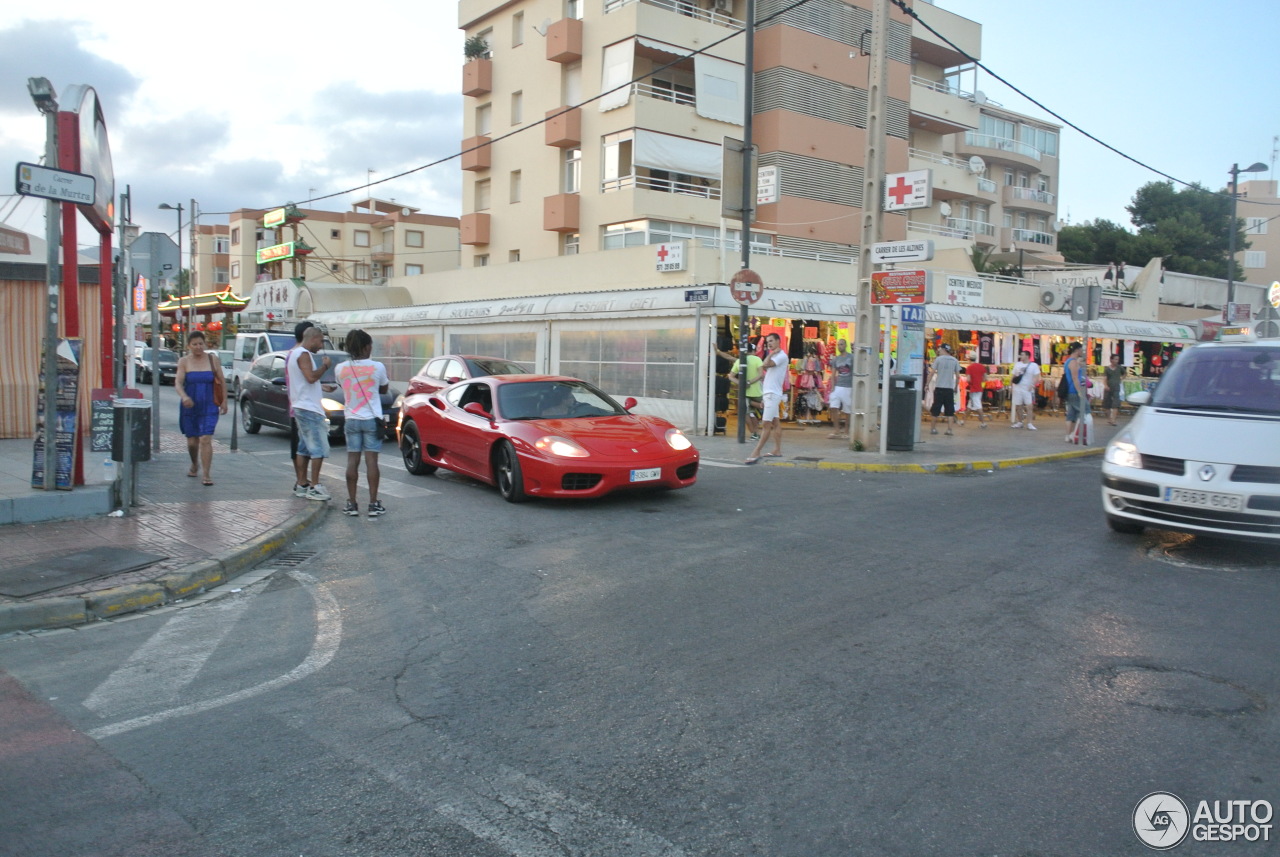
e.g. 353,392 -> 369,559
231,329 -> 333,397
1101,337 -> 1280,543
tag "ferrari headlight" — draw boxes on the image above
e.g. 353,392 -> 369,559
666,428 -> 692,451
535,435 -> 589,458
1104,430 -> 1141,469
321,398 -> 344,412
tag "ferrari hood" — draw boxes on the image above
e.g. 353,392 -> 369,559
535,415 -> 673,455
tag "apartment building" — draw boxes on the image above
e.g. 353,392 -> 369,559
1237,179 -> 1279,291
224,198 -> 459,297
190,223 -> 231,293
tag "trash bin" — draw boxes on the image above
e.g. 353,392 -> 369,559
111,398 -> 152,463
886,374 -> 917,451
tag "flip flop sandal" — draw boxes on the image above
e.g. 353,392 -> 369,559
202,479 -> 214,486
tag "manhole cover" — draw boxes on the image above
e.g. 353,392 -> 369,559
1091,663 -> 1264,718
1144,532 -> 1280,572
267,551 -> 319,569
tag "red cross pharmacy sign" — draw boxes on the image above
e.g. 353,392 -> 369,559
655,242 -> 685,272
884,169 -> 932,211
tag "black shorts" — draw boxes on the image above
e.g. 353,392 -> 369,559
930,387 -> 956,417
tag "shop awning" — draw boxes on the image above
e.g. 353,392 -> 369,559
925,304 -> 1197,343
294,283 -> 414,316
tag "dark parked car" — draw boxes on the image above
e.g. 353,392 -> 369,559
134,346 -> 179,385
239,350 -> 402,440
406,354 -> 532,396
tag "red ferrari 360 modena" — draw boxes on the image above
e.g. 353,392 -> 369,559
397,375 -> 699,502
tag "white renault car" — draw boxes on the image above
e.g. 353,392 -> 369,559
1101,337 -> 1280,543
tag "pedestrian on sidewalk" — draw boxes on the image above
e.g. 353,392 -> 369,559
929,343 -> 959,436
288,320 -> 315,496
827,338 -> 853,438
963,358 -> 989,428
745,333 -> 788,464
1103,353 -> 1124,425
726,341 -> 764,439
336,329 -> 388,517
288,326 -> 332,501
1062,342 -> 1089,442
174,330 -> 228,486
1010,349 -> 1040,430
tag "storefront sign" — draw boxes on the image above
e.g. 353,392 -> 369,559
1269,282 -> 1280,309
257,242 -> 297,264
943,275 -> 983,307
133,275 -> 148,312
1099,297 -> 1124,314
884,169 -> 931,211
757,165 -> 778,205
871,270 -> 928,304
262,207 -> 287,228
655,242 -> 685,272
1224,302 -> 1251,323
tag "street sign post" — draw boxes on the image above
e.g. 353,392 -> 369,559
729,269 -> 764,305
15,162 -> 95,205
870,239 -> 934,264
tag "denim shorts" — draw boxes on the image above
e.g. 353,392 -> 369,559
344,417 -> 383,453
294,409 -> 330,459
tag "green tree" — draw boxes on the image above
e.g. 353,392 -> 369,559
1057,219 -> 1135,266
1126,181 -> 1249,281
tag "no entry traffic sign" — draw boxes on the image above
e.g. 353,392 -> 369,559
730,269 -> 764,305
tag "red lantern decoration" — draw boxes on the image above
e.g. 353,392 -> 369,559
171,324 -> 181,332
195,321 -> 205,330
209,320 -> 222,331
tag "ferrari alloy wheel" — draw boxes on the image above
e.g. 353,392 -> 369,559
494,440 -> 526,503
400,422 -> 436,475
241,400 -> 261,434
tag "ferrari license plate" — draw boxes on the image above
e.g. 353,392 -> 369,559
1162,487 -> 1243,510
630,467 -> 661,483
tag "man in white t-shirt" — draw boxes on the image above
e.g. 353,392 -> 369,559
287,326 -> 332,501
1010,349 -> 1041,430
929,343 -> 960,436
335,328 -> 389,517
746,333 -> 789,464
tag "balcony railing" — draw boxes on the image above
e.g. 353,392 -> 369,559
601,173 -> 721,199
634,81 -> 696,107
977,177 -> 997,193
947,218 -> 996,236
907,221 -> 973,240
908,147 -> 968,170
1008,186 -> 1056,205
1012,228 -> 1055,246
910,75 -> 975,101
604,0 -> 744,29
964,132 -> 1042,162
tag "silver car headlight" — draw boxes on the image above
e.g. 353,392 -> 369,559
1104,430 -> 1141,469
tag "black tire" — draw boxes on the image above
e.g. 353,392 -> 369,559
241,399 -> 261,434
400,422 -> 436,475
1106,515 -> 1144,535
494,440 -> 527,503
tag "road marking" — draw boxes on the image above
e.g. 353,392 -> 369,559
286,693 -> 688,857
87,570 -> 341,740
83,590 -> 255,717
697,459 -> 749,468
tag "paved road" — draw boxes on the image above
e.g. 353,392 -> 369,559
3,449 -> 1279,856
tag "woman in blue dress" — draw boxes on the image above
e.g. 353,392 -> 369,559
174,330 -> 228,485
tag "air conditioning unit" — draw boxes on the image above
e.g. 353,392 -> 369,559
712,0 -> 731,10
1039,288 -> 1068,311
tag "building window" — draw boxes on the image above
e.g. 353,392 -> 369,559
564,148 -> 582,193
1017,171 -> 1030,188
510,170 -> 522,204
602,131 -> 634,186
405,264 -> 424,276
474,254 -> 489,267
1016,212 -> 1028,229
511,90 -> 523,125
1003,212 -> 1013,228
231,262 -> 240,278
475,178 -> 491,211
509,250 -> 521,263
231,227 -> 240,245
213,236 -> 230,253
476,103 -> 492,135
354,264 -> 370,281
330,229 -> 341,240
405,230 -> 424,248
1244,250 -> 1266,269
562,233 -> 580,255
1003,168 -> 1014,186
1246,217 -> 1268,235
566,0 -> 583,19
1037,174 -> 1050,193
562,62 -> 582,106
476,28 -> 493,58
511,11 -> 524,46
354,230 -> 371,247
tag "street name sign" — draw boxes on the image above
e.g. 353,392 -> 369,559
684,288 -> 711,303
15,162 -> 96,206
870,239 -> 935,264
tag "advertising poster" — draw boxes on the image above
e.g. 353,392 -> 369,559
32,339 -> 82,490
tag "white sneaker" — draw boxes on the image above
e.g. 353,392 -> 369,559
1011,422 -> 1023,429
305,484 -> 331,501
1026,424 -> 1037,431
293,482 -> 309,497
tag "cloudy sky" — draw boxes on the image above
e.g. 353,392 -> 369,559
1,0 -> 1277,249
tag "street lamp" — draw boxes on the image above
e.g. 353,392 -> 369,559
1226,161 -> 1268,314
158,202 -> 185,342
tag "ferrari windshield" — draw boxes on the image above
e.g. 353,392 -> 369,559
498,380 -> 626,420
1150,345 -> 1280,415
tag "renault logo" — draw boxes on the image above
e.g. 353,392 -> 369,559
1198,465 -> 1216,482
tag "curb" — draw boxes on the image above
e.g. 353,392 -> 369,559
762,446 -> 1103,473
0,502 -> 329,636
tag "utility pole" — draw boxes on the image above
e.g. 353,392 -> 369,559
736,0 -> 756,444
850,0 -> 890,450
29,78 -> 61,490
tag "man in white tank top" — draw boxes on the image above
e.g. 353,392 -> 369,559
287,326 -> 332,500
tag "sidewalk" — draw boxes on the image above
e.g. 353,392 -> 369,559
0,431 -> 326,636
0,409 -> 1113,636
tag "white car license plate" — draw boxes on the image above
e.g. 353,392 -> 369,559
630,467 -> 661,483
1163,487 -> 1243,510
